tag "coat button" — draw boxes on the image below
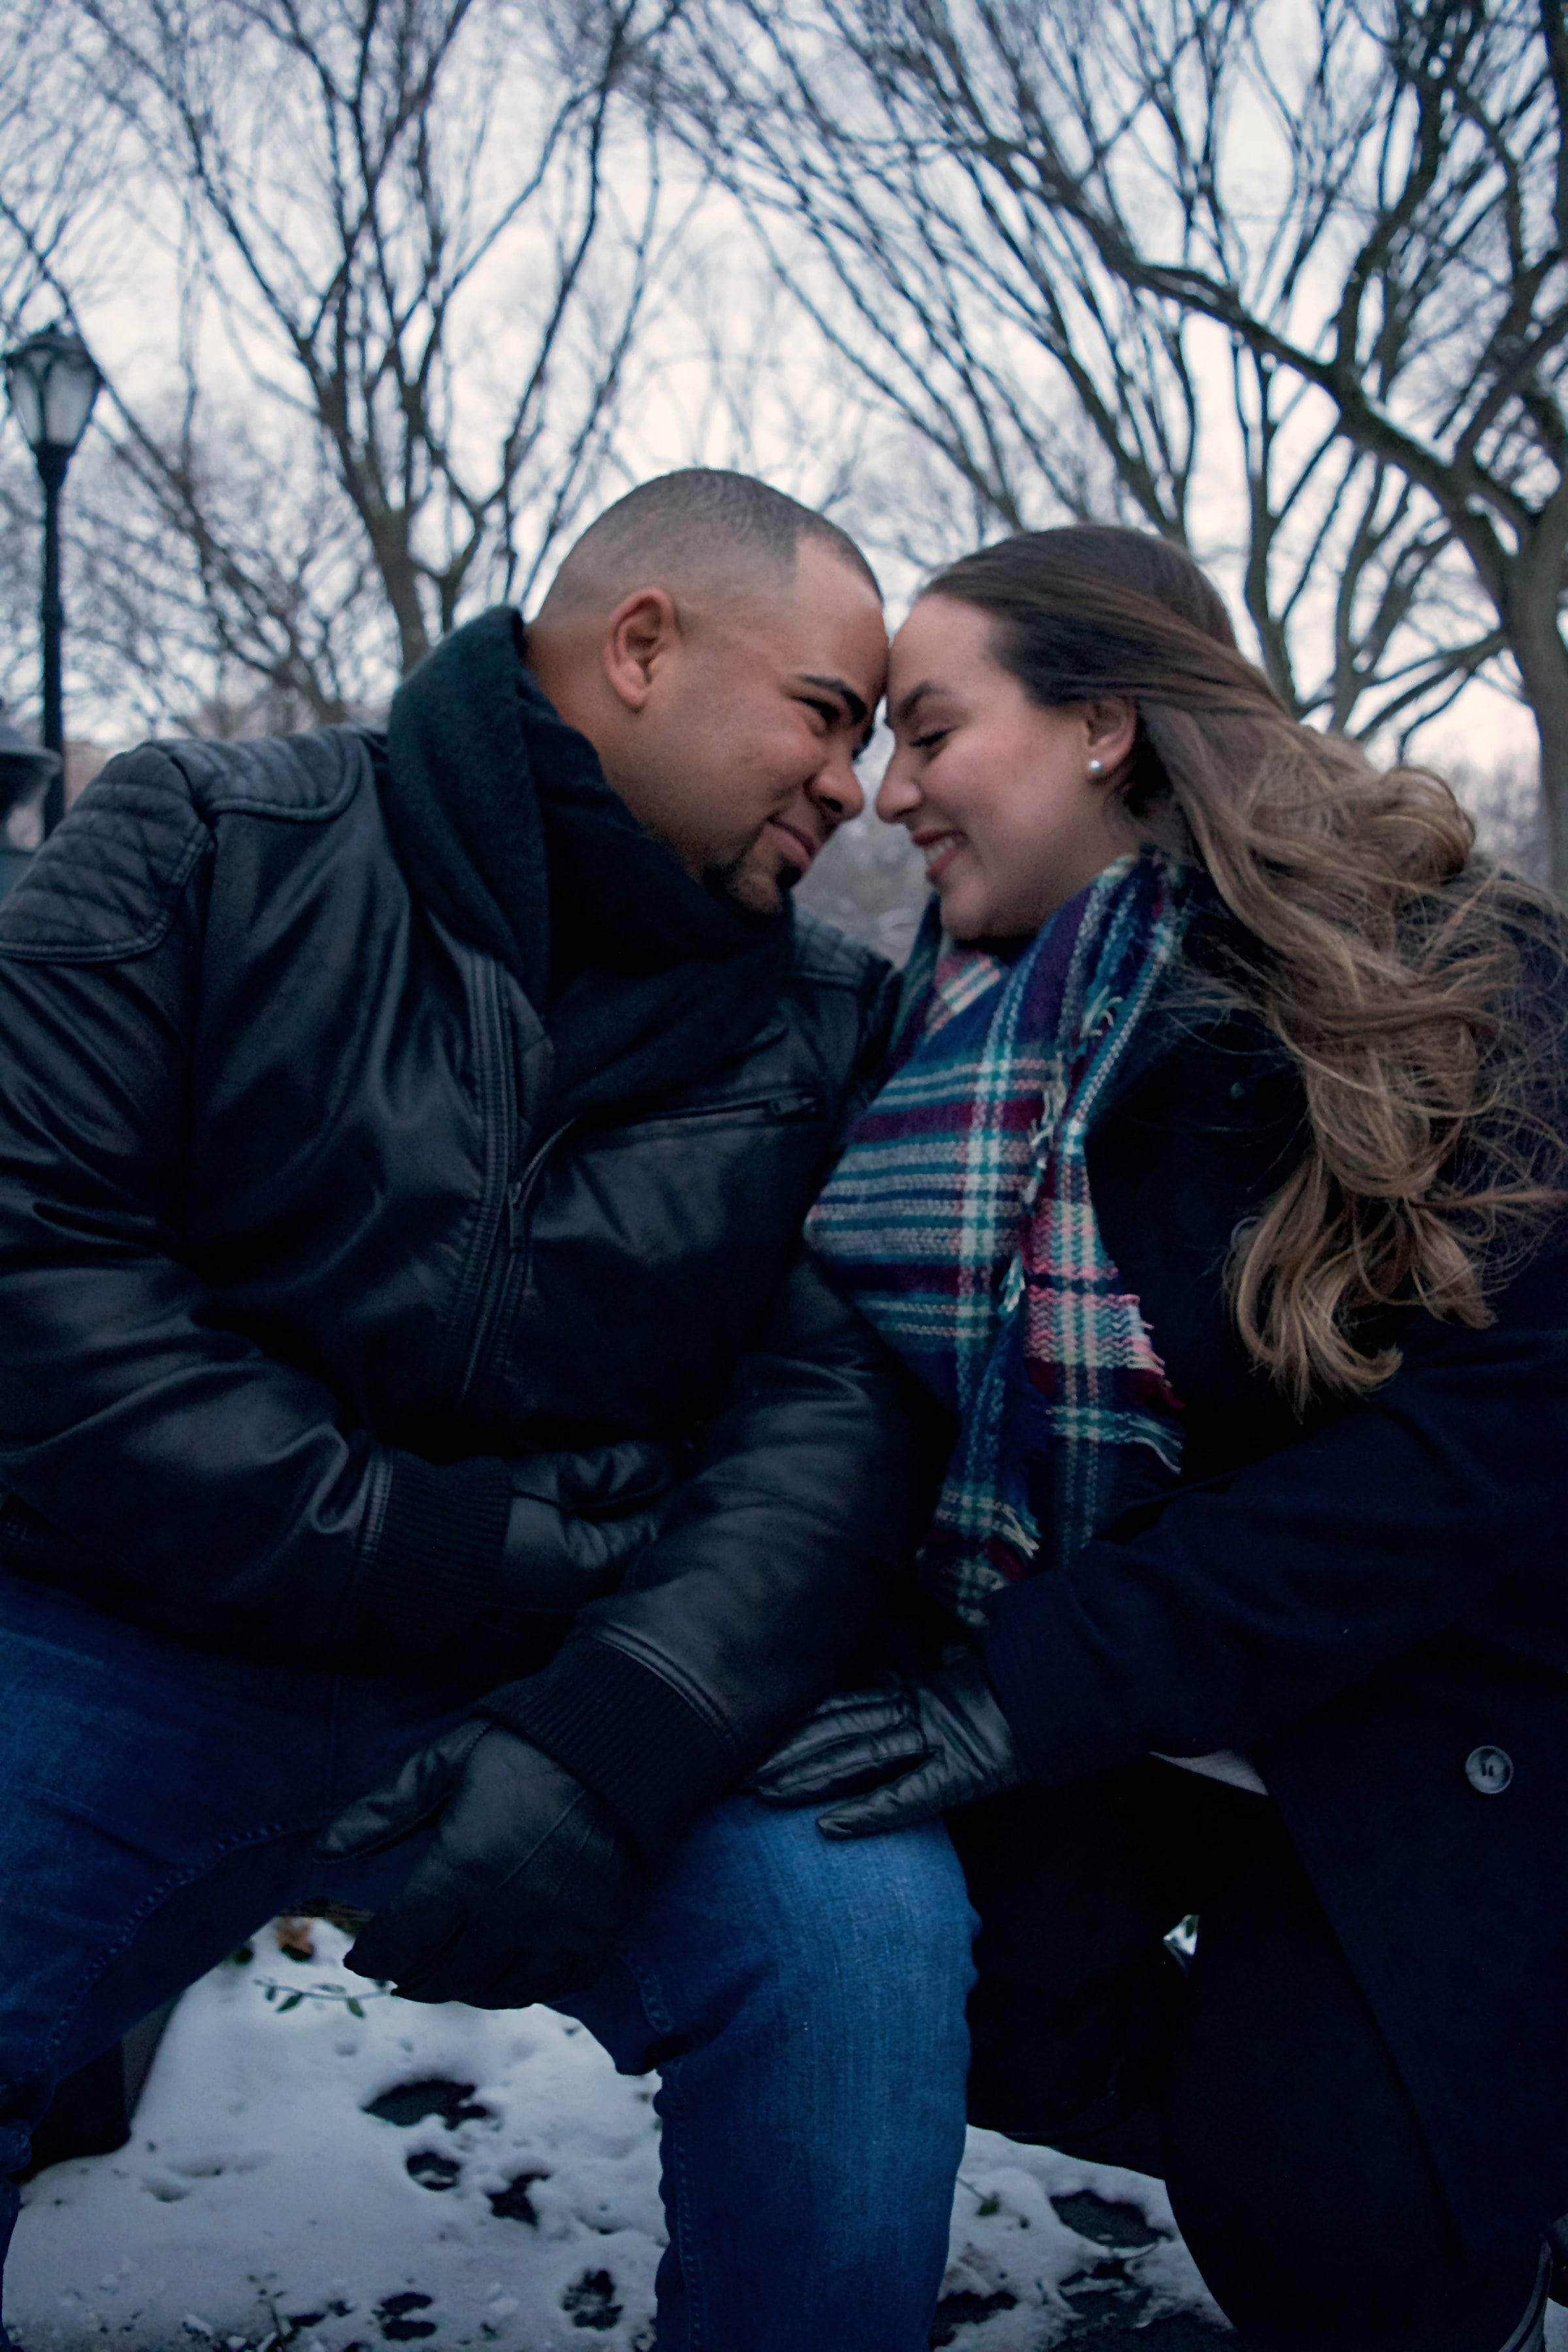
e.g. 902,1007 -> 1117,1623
1464,1745 -> 1514,1795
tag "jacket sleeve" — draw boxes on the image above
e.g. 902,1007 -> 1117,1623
0,752 -> 514,1665
478,941 -> 939,1863
980,1241 -> 1568,1784
480,1245 -> 946,1859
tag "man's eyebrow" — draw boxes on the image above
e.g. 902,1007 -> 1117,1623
796,672 -> 870,729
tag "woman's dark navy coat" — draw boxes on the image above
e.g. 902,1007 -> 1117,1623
979,979 -> 1568,2261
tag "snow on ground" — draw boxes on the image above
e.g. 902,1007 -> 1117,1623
7,1919 -> 1233,2351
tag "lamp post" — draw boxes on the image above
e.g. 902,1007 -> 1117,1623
3,325 -> 103,835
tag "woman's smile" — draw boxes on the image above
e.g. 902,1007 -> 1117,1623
913,826 -> 966,883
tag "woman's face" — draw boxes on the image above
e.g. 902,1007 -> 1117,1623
879,594 -> 1139,941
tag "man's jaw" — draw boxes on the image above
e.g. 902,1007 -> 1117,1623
704,838 -> 794,917
704,812 -> 830,917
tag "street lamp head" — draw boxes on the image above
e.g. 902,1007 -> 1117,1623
3,323 -> 103,459
6,325 -> 101,805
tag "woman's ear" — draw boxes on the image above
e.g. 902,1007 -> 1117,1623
602,589 -> 680,713
1084,697 -> 1138,781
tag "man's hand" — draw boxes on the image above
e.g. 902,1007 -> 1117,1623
750,1651 -> 1026,1837
317,1720 -> 641,2006
493,1441 -> 674,1623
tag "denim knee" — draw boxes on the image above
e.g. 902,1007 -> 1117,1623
638,1793 -> 977,2046
553,1796 -> 976,2352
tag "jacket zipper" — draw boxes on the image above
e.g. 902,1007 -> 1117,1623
451,958 -> 521,1413
455,1115 -> 578,1414
508,1117 -> 578,1255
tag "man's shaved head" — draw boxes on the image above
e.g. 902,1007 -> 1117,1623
525,467 -> 887,917
537,468 -> 880,619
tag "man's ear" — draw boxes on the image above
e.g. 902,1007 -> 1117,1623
602,588 -> 680,713
1085,697 -> 1137,779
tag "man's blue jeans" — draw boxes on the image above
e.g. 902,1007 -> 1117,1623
0,1576 -> 974,2351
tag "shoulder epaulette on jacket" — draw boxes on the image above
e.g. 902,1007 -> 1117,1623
0,727 -> 368,964
171,725 -> 368,823
787,904 -> 889,992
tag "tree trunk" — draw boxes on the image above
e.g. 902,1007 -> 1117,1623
1503,591 -> 1568,894
1533,705 -> 1568,896
351,497 -> 432,678
378,544 -> 433,680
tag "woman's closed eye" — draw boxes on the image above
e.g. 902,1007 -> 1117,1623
910,727 -> 951,753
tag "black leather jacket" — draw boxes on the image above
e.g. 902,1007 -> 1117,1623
0,722 -> 935,1857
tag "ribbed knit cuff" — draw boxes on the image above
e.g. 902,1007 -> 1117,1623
479,1638 -> 735,1864
352,1449 -> 513,1663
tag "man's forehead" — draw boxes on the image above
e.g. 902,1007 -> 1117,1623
784,619 -> 887,695
691,545 -> 886,704
775,558 -> 887,687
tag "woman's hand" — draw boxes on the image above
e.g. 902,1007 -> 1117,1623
750,1650 -> 1026,1836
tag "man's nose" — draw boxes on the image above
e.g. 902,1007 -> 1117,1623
808,742 -> 866,828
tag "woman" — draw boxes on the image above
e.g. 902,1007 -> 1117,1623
755,527 -> 1568,2352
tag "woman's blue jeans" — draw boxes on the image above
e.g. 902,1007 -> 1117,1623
0,1576 -> 975,2351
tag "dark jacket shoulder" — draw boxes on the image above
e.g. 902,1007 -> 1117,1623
0,726 -> 371,966
787,903 -> 888,992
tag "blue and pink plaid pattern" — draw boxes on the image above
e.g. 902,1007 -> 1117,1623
808,850 -> 1193,1625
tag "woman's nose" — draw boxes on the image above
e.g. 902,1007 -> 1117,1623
876,754 -> 921,826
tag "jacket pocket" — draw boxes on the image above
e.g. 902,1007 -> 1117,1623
595,1087 -> 825,1141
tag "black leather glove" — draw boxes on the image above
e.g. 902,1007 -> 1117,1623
490,1441 -> 674,1625
749,1650 -> 1027,1837
316,1719 -> 641,2006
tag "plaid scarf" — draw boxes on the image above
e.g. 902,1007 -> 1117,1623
808,850 -> 1192,1625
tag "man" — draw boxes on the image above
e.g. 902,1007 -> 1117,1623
0,473 -> 973,2349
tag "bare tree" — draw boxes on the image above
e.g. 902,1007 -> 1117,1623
7,0 -> 691,728
0,4 -> 139,739
658,0 -> 1568,878
0,3 -> 129,330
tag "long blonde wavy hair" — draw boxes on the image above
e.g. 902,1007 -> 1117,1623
929,527 -> 1567,1412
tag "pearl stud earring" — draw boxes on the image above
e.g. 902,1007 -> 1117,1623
1086,757 -> 1103,776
